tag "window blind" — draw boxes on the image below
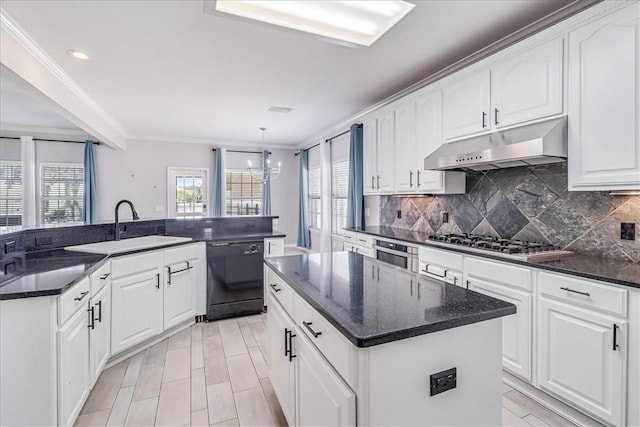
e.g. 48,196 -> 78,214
332,160 -> 349,235
226,169 -> 262,215
41,164 -> 84,225
0,162 -> 22,226
309,167 -> 321,229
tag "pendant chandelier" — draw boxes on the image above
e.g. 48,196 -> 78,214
247,127 -> 282,183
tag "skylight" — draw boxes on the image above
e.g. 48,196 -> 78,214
213,0 -> 415,47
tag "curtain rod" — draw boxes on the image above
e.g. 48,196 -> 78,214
212,148 -> 271,155
0,136 -> 100,145
294,142 -> 320,156
324,123 -> 361,143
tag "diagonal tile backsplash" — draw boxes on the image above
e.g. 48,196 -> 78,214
379,163 -> 640,262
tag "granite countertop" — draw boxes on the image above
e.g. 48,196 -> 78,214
1,231 -> 287,300
265,252 -> 516,347
346,226 -> 640,289
0,250 -> 108,300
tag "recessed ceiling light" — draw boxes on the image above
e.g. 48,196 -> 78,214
67,50 -> 89,60
213,1 -> 415,47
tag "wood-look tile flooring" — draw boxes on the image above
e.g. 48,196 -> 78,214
77,314 -> 577,427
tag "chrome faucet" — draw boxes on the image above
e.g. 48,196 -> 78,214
114,199 -> 140,241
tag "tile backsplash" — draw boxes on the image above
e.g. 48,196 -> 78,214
379,163 -> 640,262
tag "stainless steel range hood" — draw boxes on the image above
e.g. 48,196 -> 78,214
424,116 -> 567,171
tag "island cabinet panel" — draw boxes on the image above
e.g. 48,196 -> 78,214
567,3 -> 640,191
268,296 -> 297,426
296,331 -> 356,427
538,297 -> 627,426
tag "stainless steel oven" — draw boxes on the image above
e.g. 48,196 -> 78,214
374,239 -> 419,272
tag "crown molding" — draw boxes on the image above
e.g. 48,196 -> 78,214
0,7 -> 127,148
127,135 -> 297,150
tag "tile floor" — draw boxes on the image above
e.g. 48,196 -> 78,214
77,314 -> 578,427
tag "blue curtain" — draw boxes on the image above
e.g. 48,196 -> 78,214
297,149 -> 310,248
262,150 -> 271,216
212,148 -> 226,216
346,123 -> 364,229
83,140 -> 98,224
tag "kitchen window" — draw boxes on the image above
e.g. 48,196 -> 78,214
331,160 -> 349,235
40,163 -> 84,225
309,166 -> 321,229
0,161 -> 22,226
168,168 -> 208,217
226,169 -> 262,215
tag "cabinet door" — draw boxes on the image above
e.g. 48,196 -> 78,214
568,4 -> 640,191
491,38 -> 563,128
268,297 -> 297,426
443,69 -> 491,140
376,110 -> 396,192
164,260 -> 197,329
538,298 -> 627,426
394,102 -> 416,192
468,276 -> 532,382
111,270 -> 163,355
89,283 -> 111,387
296,331 -> 356,427
58,306 -> 90,427
363,118 -> 378,194
415,90 -> 444,191
265,238 -> 285,257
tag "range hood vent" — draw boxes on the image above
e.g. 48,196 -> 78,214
424,117 -> 567,171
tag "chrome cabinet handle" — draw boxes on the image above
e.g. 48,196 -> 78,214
417,170 -> 420,187
74,291 -> 89,302
302,321 -> 322,338
376,176 -> 380,189
466,280 -> 470,289
156,273 -> 160,290
288,330 -> 296,362
560,286 -> 590,297
494,108 -> 499,125
284,328 -> 290,356
409,171 -> 413,187
100,273 -> 111,280
87,306 -> 95,330
482,112 -> 487,128
96,300 -> 102,323
270,283 -> 281,293
613,324 -> 619,351
372,176 -> 375,189
167,261 -> 193,285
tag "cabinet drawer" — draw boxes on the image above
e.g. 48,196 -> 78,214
293,294 -> 351,381
355,233 -> 374,248
266,268 -> 294,316
465,256 -> 531,291
343,231 -> 356,243
538,271 -> 628,317
90,262 -> 111,296
356,246 -> 375,258
164,244 -> 198,265
419,247 -> 463,271
111,251 -> 162,279
58,277 -> 90,326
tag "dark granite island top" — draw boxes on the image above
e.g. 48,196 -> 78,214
265,251 -> 516,347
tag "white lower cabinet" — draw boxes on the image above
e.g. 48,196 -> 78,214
89,282 -> 111,386
164,246 -> 198,329
295,331 -> 356,427
58,301 -> 90,426
268,298 -> 297,425
267,287 -> 356,427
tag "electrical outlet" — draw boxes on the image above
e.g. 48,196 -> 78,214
397,210 -> 402,219
621,223 -> 635,240
442,212 -> 449,223
430,367 -> 457,396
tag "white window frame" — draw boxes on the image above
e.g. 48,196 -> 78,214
0,160 -> 22,227
39,162 -> 84,227
167,167 -> 209,218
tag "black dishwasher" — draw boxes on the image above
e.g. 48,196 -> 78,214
206,241 -> 264,320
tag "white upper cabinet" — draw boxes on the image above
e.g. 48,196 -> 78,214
568,4 -> 640,191
443,69 -> 491,140
363,118 -> 378,195
394,101 -> 417,192
491,38 -> 564,128
377,110 -> 396,192
415,90 -> 466,194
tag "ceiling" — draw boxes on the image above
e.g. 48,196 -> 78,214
0,0 -> 579,147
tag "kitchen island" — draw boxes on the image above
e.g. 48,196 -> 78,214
265,251 -> 516,426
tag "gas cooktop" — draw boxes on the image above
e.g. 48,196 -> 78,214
426,234 -> 574,262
